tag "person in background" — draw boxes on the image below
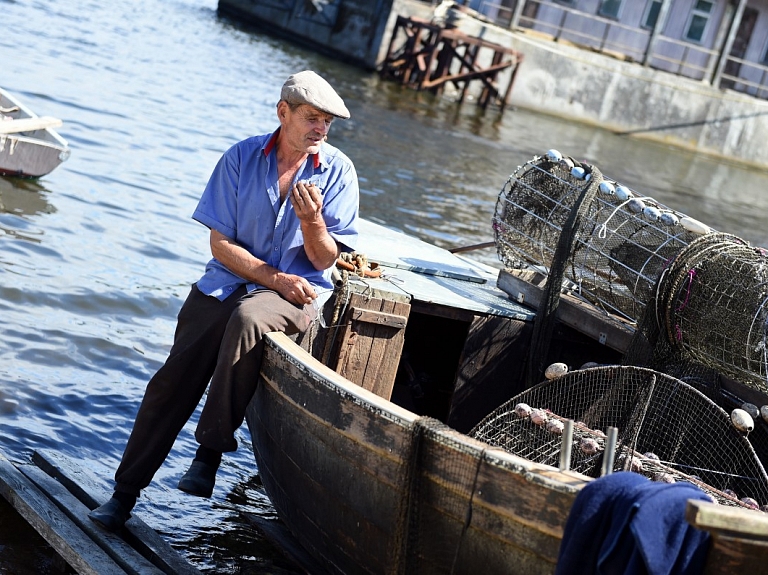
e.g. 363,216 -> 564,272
89,70 -> 359,531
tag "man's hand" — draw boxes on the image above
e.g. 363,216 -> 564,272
272,271 -> 318,306
291,181 -> 323,223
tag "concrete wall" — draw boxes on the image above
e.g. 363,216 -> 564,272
439,14 -> 768,168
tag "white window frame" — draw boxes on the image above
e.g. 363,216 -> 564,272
761,38 -> 768,66
641,0 -> 663,30
598,0 -> 623,19
684,0 -> 714,44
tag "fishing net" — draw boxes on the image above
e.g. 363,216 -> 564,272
624,232 -> 768,397
470,365 -> 768,509
492,151 -> 705,323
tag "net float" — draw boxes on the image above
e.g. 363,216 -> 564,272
742,402 -> 760,420
579,437 -> 599,455
514,402 -> 532,418
643,206 -> 661,222
615,185 -> 632,201
546,419 -> 564,435
545,362 -> 568,380
741,497 -> 760,510
731,408 -> 754,433
545,149 -> 562,162
598,181 -> 615,195
530,408 -> 548,426
679,216 -> 711,235
660,212 -> 679,226
653,472 -> 675,483
627,198 -> 645,213
761,405 -> 768,424
571,166 -> 586,179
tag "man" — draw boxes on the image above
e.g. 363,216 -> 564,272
89,70 -> 359,531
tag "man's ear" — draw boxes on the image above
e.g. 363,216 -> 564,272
276,100 -> 289,122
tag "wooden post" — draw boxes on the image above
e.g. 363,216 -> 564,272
712,0 -> 749,87
643,0 -> 672,67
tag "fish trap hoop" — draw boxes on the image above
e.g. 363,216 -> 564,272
493,151 -> 706,323
651,233 -> 768,395
470,365 -> 768,508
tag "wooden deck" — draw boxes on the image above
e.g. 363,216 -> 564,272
0,450 -> 201,575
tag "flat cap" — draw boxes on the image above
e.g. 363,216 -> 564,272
281,70 -> 350,119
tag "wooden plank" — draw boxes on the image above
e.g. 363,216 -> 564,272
497,269 -> 635,352
351,307 -> 407,329
334,293 -> 410,399
0,453 -> 127,575
686,499 -> 768,539
0,115 -> 62,134
702,533 -> 768,574
19,464 -> 164,575
32,450 -> 202,575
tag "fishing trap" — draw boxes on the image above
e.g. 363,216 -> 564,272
492,150 -> 707,324
470,365 -> 768,509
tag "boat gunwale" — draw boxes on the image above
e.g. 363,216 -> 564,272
263,332 -> 591,497
0,87 -> 69,149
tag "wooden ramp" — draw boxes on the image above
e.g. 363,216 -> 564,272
0,450 -> 201,575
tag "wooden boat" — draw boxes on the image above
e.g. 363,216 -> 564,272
245,215 -> 768,574
0,87 -> 70,178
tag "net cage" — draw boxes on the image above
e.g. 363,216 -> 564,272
625,232 -> 768,397
492,150 -> 709,323
470,365 -> 768,510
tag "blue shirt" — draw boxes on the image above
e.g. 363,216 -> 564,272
192,128 -> 359,300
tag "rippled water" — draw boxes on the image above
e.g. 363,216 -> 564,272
2,0 -> 768,572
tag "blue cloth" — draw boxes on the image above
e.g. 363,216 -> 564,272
192,128 -> 359,300
555,472 -> 711,575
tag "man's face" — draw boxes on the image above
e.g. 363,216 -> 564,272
280,102 -> 334,155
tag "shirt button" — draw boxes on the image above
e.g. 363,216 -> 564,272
274,247 -> 278,251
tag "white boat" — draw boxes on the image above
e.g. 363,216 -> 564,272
0,87 -> 70,178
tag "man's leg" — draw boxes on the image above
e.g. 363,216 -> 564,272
90,284 -> 245,530
177,290 -> 313,497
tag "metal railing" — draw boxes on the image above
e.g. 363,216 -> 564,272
467,0 -> 768,100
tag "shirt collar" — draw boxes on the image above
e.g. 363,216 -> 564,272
263,127 -> 322,169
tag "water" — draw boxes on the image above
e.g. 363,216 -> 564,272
1,0 -> 768,572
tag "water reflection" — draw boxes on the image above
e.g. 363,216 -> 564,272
0,176 -> 54,241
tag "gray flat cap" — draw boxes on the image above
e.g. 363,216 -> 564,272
281,70 -> 350,119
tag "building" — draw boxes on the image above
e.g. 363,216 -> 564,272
465,0 -> 768,100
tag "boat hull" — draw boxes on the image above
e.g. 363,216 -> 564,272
0,135 -> 68,178
247,333 -> 586,575
1,88 -> 69,178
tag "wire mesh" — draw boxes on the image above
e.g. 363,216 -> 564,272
470,365 -> 768,510
492,151 -> 705,323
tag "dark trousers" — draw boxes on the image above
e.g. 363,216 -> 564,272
114,284 -> 314,497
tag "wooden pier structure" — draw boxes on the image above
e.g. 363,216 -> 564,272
0,450 -> 201,575
380,15 -> 524,111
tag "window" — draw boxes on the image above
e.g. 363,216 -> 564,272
685,0 -> 714,43
598,0 -> 623,19
642,1 -> 662,30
